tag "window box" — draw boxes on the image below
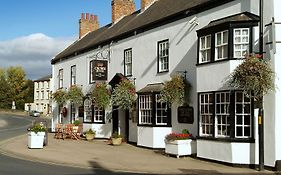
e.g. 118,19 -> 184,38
165,139 -> 196,158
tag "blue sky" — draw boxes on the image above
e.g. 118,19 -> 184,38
0,0 -> 141,79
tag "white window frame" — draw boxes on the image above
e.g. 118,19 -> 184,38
46,90 -> 49,100
158,40 -> 169,72
215,30 -> 228,60
199,35 -> 211,63
93,106 -> 103,123
139,95 -> 153,125
83,99 -> 92,123
47,81 -> 50,89
235,92 -> 251,138
41,91 -> 44,100
71,104 -> 76,124
35,82 -> 39,90
124,49 -> 132,76
155,94 -> 168,125
234,28 -> 249,58
58,69 -> 63,89
71,65 -> 76,86
199,93 -> 213,136
35,91 -> 39,100
215,92 -> 230,137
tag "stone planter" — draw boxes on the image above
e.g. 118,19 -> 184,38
28,132 -> 45,149
165,139 -> 196,158
85,133 -> 95,141
111,137 -> 122,146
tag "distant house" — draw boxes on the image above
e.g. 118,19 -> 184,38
51,0 -> 281,169
25,74 -> 53,115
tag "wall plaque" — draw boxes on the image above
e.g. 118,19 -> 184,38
177,106 -> 194,124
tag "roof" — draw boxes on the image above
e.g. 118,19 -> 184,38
199,11 -> 260,30
34,74 -> 52,82
137,83 -> 164,93
51,0 -> 235,64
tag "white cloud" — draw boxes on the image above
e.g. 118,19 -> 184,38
0,33 -> 75,80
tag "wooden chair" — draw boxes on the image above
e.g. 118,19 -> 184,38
76,124 -> 83,140
63,124 -> 73,140
54,124 -> 63,139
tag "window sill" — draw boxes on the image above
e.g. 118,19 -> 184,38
137,124 -> 172,127
93,121 -> 105,124
196,136 -> 255,143
196,57 -> 240,66
157,70 -> 169,74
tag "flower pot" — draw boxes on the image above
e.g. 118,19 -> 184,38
85,133 -> 95,141
28,132 -> 45,149
165,139 -> 196,158
111,137 -> 122,145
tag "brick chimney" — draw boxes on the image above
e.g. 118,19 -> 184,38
79,13 -> 99,39
141,0 -> 156,11
111,0 -> 136,23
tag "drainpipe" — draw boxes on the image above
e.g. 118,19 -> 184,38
258,0 -> 264,171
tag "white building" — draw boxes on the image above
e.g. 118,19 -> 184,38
51,0 -> 281,170
25,74 -> 53,115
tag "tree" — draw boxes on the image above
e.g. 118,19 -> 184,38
22,79 -> 34,103
0,68 -> 11,109
0,66 -> 33,110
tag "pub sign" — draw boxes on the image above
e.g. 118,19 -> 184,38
91,60 -> 108,81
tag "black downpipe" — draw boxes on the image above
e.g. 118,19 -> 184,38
258,0 -> 264,171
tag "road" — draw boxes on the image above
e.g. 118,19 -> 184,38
0,114 -> 94,175
0,114 -> 162,175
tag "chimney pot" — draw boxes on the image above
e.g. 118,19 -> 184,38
79,13 -> 99,39
111,0 -> 136,23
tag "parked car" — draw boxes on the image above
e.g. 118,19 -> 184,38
29,110 -> 41,117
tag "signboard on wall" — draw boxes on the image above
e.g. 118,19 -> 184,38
92,60 -> 108,81
177,106 -> 194,124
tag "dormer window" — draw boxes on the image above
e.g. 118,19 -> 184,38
196,12 -> 259,65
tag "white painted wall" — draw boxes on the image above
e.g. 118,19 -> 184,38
197,140 -> 257,164
137,126 -> 171,148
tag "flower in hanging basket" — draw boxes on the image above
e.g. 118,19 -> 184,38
66,85 -> 84,105
111,79 -> 136,110
228,54 -> 275,101
91,82 -> 111,109
159,74 -> 185,106
52,89 -> 67,105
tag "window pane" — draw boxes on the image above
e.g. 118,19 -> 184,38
223,31 -> 228,43
244,127 -> 250,136
242,29 -> 248,35
201,37 -> 205,49
237,127 -> 243,136
236,92 -> 243,102
244,115 -> 251,125
236,115 -> 242,125
207,36 -> 211,48
217,33 -> 221,45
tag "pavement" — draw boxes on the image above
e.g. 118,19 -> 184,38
0,133 -> 276,175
